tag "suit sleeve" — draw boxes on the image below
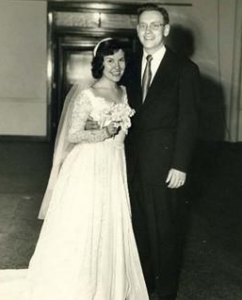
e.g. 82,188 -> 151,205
172,61 -> 201,172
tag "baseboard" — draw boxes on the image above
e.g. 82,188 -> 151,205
0,135 -> 50,142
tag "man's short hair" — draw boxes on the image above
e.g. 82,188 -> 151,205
137,3 -> 170,24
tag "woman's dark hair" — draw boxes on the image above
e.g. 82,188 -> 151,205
137,3 -> 170,25
91,38 -> 125,79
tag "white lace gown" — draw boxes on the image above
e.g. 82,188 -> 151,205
0,88 -> 149,300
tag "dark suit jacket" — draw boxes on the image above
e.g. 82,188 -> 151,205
124,47 -> 200,185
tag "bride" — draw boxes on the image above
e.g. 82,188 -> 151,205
0,38 -> 149,300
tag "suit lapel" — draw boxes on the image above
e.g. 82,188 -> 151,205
129,54 -> 143,111
141,48 -> 174,110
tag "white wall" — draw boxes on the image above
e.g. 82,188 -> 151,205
0,0 -> 47,136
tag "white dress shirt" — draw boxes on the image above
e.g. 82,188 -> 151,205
141,46 -> 166,84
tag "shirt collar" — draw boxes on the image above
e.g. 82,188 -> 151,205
143,45 -> 166,63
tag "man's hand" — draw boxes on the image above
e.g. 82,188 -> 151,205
166,168 -> 186,189
85,117 -> 100,130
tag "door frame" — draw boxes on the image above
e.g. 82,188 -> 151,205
46,1 -> 193,141
47,2 -> 140,141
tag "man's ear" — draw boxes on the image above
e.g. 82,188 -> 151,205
136,25 -> 140,35
164,24 -> 170,37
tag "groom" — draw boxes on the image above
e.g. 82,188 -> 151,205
124,3 -> 200,300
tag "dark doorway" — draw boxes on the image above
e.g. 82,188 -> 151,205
47,2 -> 139,141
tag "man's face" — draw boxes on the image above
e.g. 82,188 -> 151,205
137,10 -> 170,54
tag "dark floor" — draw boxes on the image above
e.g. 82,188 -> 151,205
0,141 -> 241,300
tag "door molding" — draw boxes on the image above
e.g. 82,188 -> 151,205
47,2 -> 139,141
46,2 -> 193,141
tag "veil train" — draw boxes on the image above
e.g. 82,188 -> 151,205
38,81 -> 93,219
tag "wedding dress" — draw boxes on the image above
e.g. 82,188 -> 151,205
0,87 -> 149,300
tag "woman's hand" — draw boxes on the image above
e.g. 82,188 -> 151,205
105,122 -> 119,137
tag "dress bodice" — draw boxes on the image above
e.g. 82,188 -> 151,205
68,87 -> 128,145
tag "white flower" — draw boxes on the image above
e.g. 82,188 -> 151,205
109,103 -> 135,133
90,102 -> 135,133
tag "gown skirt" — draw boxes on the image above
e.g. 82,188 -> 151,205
0,137 -> 149,300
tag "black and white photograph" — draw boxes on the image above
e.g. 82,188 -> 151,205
0,1 -> 241,299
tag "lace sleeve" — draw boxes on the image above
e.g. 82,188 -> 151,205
68,90 -> 109,143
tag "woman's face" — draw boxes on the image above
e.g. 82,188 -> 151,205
102,49 -> 126,82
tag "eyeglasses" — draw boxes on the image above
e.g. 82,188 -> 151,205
138,22 -> 165,31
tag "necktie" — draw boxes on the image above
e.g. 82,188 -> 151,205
142,54 -> 153,102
